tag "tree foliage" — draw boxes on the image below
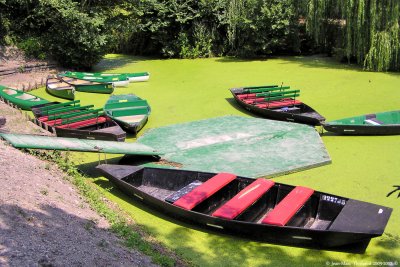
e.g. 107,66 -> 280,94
305,0 -> 400,71
1,0 -> 400,71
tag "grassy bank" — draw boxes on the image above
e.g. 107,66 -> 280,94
32,55 -> 400,266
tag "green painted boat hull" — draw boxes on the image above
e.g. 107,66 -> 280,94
104,94 -> 151,134
64,71 -> 150,82
46,87 -> 74,100
323,110 -> 400,135
73,83 -> 114,94
0,85 -> 50,110
60,72 -> 129,87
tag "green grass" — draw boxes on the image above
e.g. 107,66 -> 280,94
32,54 -> 400,266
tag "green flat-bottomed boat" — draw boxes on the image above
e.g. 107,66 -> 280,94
46,75 -> 75,100
104,94 -> 151,134
60,71 -> 129,87
0,85 -> 49,110
63,71 -> 150,83
60,76 -> 114,94
323,110 -> 400,135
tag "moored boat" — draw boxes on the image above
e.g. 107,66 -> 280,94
46,75 -> 75,100
59,76 -> 114,94
104,94 -> 151,134
62,71 -> 150,83
60,71 -> 129,87
32,101 -> 126,141
322,110 -> 400,135
0,85 -> 49,110
230,85 -> 325,126
97,165 -> 392,250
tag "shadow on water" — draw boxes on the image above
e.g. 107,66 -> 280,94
0,204 -> 140,266
225,97 -> 259,118
93,55 -> 159,72
215,54 -> 367,73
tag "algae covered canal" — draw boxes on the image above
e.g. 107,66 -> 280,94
32,55 -> 400,266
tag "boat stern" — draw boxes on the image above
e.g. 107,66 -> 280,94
328,199 -> 392,237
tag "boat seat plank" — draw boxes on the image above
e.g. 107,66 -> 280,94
173,173 -> 237,210
262,186 -> 314,226
256,99 -> 302,109
364,118 -> 383,125
212,179 -> 275,220
244,97 -> 301,105
165,181 -> 203,203
116,114 -> 147,123
16,94 -> 37,100
2,89 -> 18,95
56,116 -> 107,129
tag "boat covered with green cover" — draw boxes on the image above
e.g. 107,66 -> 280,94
0,85 -> 49,110
60,71 -> 129,87
63,71 -> 150,82
59,76 -> 114,94
322,110 -> 400,135
46,75 -> 75,100
104,94 -> 151,134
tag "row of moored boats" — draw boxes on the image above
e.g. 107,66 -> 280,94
0,71 -> 151,139
230,84 -> 400,135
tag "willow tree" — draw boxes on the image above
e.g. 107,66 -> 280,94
305,0 -> 400,71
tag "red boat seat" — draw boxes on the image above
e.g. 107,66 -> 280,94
173,173 -> 236,210
56,116 -> 107,129
237,93 -> 256,100
256,99 -> 302,109
212,179 -> 275,220
262,186 -> 314,226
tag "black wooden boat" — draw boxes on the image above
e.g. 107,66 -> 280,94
97,165 -> 392,249
230,85 -> 325,126
31,101 -> 126,141
322,110 -> 400,135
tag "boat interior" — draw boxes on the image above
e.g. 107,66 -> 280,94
122,168 -> 348,230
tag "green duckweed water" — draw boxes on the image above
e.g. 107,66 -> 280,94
31,55 -> 400,266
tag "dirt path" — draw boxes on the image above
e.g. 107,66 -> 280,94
0,102 -> 157,266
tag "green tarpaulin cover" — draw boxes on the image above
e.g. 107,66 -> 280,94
0,133 -> 160,155
137,116 -> 331,177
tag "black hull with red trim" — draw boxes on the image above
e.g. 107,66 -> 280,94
54,119 -> 126,141
96,165 -> 392,251
230,88 -> 325,126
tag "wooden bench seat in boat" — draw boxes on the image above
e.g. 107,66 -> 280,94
238,86 -> 291,99
364,118 -> 383,125
262,186 -> 314,226
56,116 -> 107,129
173,173 -> 237,210
256,99 -> 302,109
212,179 -> 275,220
38,105 -> 94,122
116,114 -> 147,123
244,96 -> 301,105
2,89 -> 17,95
239,89 -> 300,100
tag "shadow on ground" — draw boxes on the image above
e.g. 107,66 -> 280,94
0,204 -> 150,266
